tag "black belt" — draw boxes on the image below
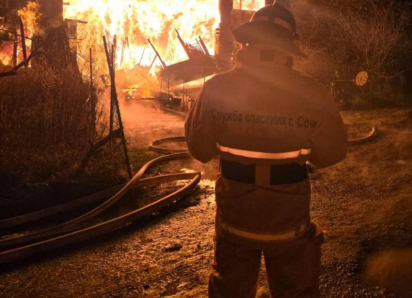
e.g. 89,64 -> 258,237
220,158 -> 308,185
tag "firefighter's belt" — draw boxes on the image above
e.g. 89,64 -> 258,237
220,158 -> 308,185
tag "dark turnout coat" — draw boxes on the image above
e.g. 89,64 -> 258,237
185,45 -> 347,245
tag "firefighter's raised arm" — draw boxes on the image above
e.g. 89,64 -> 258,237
309,99 -> 348,168
184,84 -> 219,163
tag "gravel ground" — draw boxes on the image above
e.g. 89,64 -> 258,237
1,103 -> 412,298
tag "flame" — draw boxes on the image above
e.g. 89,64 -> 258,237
17,1 -> 41,38
64,0 -> 264,70
64,0 -> 219,70
0,2 -> 41,66
2,1 -> 265,78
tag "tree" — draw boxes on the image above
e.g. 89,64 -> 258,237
290,0 -> 412,101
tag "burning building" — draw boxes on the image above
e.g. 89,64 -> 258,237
1,1 -> 268,104
62,0 -> 265,87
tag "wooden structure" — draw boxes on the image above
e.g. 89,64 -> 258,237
216,0 -> 234,69
159,33 -> 217,87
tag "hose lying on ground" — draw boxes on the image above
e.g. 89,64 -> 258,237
149,136 -> 187,154
0,185 -> 125,230
0,137 -> 191,231
0,125 -> 378,263
0,172 -> 200,264
0,153 -> 194,250
348,126 -> 378,145
0,136 -> 202,263
1,126 -> 377,231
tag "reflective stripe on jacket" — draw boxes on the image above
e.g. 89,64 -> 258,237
185,45 -> 347,243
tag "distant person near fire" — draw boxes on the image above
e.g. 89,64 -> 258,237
185,2 -> 347,297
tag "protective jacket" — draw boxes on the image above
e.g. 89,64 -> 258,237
185,45 -> 347,245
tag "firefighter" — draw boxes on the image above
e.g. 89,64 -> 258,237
185,2 -> 347,297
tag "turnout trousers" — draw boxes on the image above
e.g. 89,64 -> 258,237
208,231 -> 323,298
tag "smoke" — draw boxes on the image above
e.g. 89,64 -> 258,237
117,90 -> 219,180
118,91 -> 184,149
364,249 -> 412,297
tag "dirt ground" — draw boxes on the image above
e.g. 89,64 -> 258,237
1,102 -> 412,298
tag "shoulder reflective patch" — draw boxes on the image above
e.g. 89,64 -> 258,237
217,143 -> 311,160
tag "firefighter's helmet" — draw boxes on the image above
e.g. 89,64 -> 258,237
232,2 -> 306,58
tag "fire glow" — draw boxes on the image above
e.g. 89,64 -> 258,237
63,0 -> 264,70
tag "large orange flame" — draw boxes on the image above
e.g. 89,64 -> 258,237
3,1 -> 265,78
64,0 -> 264,70
17,1 -> 41,38
0,2 -> 40,67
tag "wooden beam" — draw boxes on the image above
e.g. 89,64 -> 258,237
217,0 -> 234,69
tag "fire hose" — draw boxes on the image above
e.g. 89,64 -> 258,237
0,124 -> 377,232
348,126 -> 378,145
0,143 -> 201,264
0,138 -> 190,231
0,126 -> 377,264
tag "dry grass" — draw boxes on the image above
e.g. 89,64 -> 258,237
0,65 -> 124,201
0,66 -> 90,150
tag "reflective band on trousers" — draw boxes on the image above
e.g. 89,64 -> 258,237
216,143 -> 311,160
220,222 -> 310,241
